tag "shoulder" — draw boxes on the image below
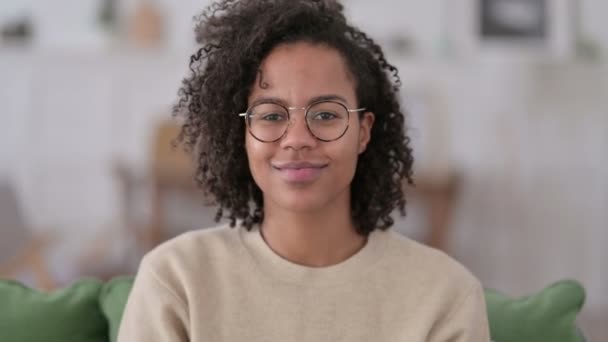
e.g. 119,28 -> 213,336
145,223 -> 238,260
138,223 -> 244,285
380,229 -> 482,300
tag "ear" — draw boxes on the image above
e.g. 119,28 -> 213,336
358,111 -> 375,154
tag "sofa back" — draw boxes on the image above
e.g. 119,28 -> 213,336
0,277 -> 586,342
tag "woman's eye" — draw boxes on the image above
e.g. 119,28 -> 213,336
312,111 -> 337,120
261,113 -> 286,121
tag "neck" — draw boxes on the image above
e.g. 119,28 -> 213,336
260,191 -> 367,268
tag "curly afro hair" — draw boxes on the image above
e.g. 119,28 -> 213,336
174,0 -> 414,236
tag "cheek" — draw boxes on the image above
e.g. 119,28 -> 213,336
247,136 -> 275,155
328,133 -> 361,175
344,126 -> 363,157
245,137 -> 274,181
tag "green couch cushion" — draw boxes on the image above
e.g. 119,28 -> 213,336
99,276 -> 135,342
0,278 -> 108,342
486,279 -> 586,342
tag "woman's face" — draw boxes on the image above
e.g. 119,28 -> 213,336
245,42 -> 374,213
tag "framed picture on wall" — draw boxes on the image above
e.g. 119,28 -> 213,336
480,0 -> 547,40
443,0 -> 576,60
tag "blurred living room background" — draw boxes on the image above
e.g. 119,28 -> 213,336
1,0 -> 606,339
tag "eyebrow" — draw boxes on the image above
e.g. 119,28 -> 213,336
250,94 -> 349,107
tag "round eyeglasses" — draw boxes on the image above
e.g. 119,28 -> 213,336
238,100 -> 366,143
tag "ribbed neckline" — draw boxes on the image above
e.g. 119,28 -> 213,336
237,223 -> 389,288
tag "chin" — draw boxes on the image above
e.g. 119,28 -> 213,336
270,180 -> 352,213
271,189 -> 333,213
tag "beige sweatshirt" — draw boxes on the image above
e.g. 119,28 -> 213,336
118,224 -> 490,341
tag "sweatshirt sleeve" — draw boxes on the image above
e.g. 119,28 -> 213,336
117,259 -> 189,342
428,282 -> 491,342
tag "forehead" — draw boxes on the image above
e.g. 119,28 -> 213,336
249,42 -> 357,105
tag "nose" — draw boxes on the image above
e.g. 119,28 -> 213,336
279,110 -> 317,150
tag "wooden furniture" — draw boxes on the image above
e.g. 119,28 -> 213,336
404,173 -> 461,251
146,121 -> 200,251
0,182 -> 56,290
115,120 -> 208,256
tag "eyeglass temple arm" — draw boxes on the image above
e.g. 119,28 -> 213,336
348,108 -> 366,113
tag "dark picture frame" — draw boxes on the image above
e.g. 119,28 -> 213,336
480,0 -> 548,40
443,0 -> 574,60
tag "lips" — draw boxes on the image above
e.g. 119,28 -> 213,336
272,161 -> 328,183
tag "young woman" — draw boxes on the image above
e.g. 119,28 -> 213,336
118,1 -> 490,341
